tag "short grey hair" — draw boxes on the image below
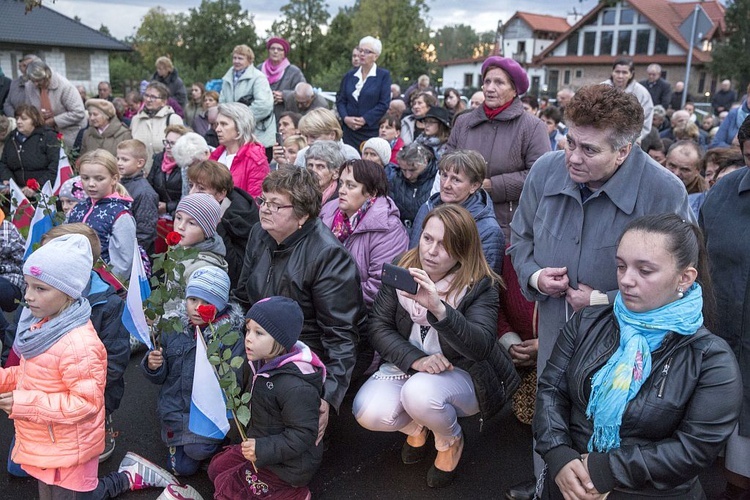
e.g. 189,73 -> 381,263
397,141 -> 433,167
172,132 -> 211,167
217,102 -> 256,144
294,82 -> 314,98
653,105 -> 666,118
305,140 -> 344,171
25,60 -> 51,82
359,36 -> 382,55
647,64 -> 662,74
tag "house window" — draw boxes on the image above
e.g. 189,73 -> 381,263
583,32 -> 596,55
602,9 -> 616,25
635,29 -> 650,55
463,73 -> 474,88
548,70 -> 559,95
575,69 -> 583,79
65,52 -> 91,80
564,70 -> 571,85
567,33 -> 579,56
620,8 -> 635,25
698,72 -> 706,94
617,31 -> 632,55
600,31 -> 614,56
654,31 -> 669,55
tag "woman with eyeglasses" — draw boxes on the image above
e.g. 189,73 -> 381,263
130,81 -> 184,173
336,36 -> 392,149
258,37 -> 306,122
147,124 -> 192,253
236,166 -> 368,440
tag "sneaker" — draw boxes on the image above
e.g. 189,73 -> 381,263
118,452 -> 179,491
99,415 -> 117,463
157,483 -> 204,500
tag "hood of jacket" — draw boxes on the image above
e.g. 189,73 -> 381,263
83,270 -> 117,307
252,341 -> 325,391
192,234 -> 227,257
320,196 -> 401,235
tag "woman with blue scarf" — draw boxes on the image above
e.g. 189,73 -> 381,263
534,214 -> 741,499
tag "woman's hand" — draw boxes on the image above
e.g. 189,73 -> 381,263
565,283 -> 594,312
555,456 -> 606,500
411,354 -> 453,374
158,202 -> 167,215
316,399 -> 330,446
0,392 -> 13,414
272,144 -> 286,164
406,268 -> 447,320
147,348 -> 164,370
509,339 -> 538,367
241,439 -> 257,462
272,91 -> 284,104
344,116 -> 365,130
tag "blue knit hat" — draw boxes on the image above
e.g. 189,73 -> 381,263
176,193 -> 221,238
24,234 -> 93,299
245,296 -> 303,351
186,267 -> 230,311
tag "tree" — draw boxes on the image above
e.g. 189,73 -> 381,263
98,24 -> 111,37
311,7 -> 356,89
350,0 -> 434,85
132,7 -> 186,68
269,0 -> 330,78
432,25 -> 479,62
710,0 -> 750,91
183,0 -> 259,82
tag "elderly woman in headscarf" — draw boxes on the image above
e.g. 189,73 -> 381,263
259,37 -> 307,122
336,36 -> 392,149
80,98 -> 132,156
445,56 -> 549,240
23,60 -> 86,149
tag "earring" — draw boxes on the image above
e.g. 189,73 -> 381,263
677,287 -> 684,299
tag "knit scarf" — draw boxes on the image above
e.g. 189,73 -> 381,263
15,297 -> 92,360
161,154 -> 178,175
331,197 -> 376,243
261,58 -> 290,86
586,283 -> 704,452
483,99 -> 514,120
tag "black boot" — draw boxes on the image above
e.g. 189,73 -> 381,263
505,479 -> 536,500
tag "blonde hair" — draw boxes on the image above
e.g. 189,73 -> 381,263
155,56 -> 174,72
78,149 -> 128,197
284,134 -> 307,150
399,204 -> 500,299
298,108 -> 343,141
117,139 -> 148,162
233,45 -> 255,63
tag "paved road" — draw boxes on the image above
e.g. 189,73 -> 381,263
0,353 -> 728,499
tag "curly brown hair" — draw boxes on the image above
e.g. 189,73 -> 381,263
261,165 -> 322,219
565,84 -> 643,149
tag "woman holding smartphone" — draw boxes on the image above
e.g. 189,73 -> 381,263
353,204 -> 518,488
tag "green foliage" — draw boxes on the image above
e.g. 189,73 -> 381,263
710,0 -> 750,91
311,8 -> 357,89
204,319 -> 250,427
269,0 -> 330,78
133,7 -> 187,67
432,24 -> 480,62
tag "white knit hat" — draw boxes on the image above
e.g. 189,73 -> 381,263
23,234 -> 93,299
362,137 -> 392,165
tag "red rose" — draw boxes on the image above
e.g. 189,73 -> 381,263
165,231 -> 182,246
197,304 -> 217,324
26,179 -> 40,191
56,133 -> 64,141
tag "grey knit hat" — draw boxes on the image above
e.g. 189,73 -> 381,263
24,234 -> 93,299
245,296 -> 303,351
186,267 -> 230,311
175,193 -> 221,238
362,137 -> 392,166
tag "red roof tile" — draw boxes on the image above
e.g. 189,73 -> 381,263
514,12 -> 570,34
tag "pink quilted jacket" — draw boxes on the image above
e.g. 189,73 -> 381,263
0,321 -> 107,469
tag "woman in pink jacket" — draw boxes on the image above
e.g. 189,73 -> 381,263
0,234 -> 179,497
209,102 -> 270,197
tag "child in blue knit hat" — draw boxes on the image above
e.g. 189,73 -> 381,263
208,296 -> 327,499
143,266 -> 245,477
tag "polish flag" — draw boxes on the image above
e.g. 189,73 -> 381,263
52,148 -> 73,196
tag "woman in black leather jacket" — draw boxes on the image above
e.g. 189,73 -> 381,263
354,204 -> 518,489
535,214 -> 741,499
234,166 -> 367,436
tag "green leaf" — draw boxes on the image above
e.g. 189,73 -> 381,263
222,332 -> 239,346
222,348 -> 231,361
240,392 -> 251,404
209,354 -> 221,365
235,405 -> 251,427
229,356 -> 244,369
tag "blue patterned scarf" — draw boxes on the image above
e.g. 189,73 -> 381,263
586,283 -> 704,452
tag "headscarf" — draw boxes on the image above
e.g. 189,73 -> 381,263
586,283 -> 704,452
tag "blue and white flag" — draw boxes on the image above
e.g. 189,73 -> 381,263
23,181 -> 55,260
189,327 -> 230,439
121,244 -> 153,349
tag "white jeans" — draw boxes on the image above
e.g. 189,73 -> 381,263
353,367 -> 479,451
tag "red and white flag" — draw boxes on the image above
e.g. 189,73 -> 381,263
52,148 -> 73,196
7,179 -> 34,234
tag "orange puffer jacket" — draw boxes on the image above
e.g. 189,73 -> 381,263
0,322 -> 107,469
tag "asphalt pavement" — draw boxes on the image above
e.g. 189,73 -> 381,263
0,353 -> 728,499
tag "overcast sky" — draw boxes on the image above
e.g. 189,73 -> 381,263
47,0 -> 600,41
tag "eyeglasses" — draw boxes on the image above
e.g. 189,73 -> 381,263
358,48 -> 375,56
162,139 -> 176,148
268,46 -> 285,53
144,93 -> 163,101
255,197 -> 294,213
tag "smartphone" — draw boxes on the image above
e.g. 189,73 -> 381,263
381,264 -> 418,294
276,132 -> 284,145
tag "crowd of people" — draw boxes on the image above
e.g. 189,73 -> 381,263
0,36 -> 749,500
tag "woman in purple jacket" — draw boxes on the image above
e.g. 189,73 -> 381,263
320,159 -> 408,309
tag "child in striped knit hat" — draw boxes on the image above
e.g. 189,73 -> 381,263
163,193 -> 229,317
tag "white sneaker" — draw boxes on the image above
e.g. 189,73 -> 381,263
118,452 -> 179,491
157,483 -> 204,500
